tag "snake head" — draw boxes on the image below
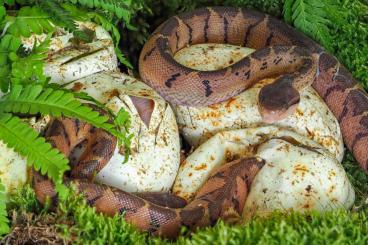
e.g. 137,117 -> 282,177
258,75 -> 300,123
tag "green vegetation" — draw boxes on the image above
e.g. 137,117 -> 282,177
330,0 -> 368,88
123,0 -> 368,87
4,184 -> 368,244
0,0 -> 367,243
0,0 -> 134,234
0,182 -> 9,235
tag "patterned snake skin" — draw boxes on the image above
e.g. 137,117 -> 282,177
139,6 -> 368,172
33,115 -> 264,238
33,6 -> 367,238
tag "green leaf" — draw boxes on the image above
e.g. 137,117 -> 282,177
55,182 -> 70,201
114,108 -> 131,130
5,6 -> 54,37
0,6 -> 6,22
10,35 -> 50,87
36,0 -> 93,42
115,47 -> 132,68
283,0 -> 294,23
61,3 -> 133,67
0,112 -> 69,183
0,34 -> 21,93
1,0 -> 15,5
0,35 -> 21,53
283,0 -> 335,51
0,84 -> 129,145
0,181 -> 9,236
59,0 -> 142,25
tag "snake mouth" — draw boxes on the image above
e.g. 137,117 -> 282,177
259,103 -> 298,123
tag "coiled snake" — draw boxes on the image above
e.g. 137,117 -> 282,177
33,7 -> 368,238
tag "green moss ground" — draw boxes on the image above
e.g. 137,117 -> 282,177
2,0 -> 368,244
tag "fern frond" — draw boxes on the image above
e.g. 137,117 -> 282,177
1,0 -> 16,6
0,34 -> 21,93
114,108 -> 132,162
43,83 -> 133,157
283,0 -> 333,51
114,108 -> 131,131
10,34 -> 50,87
61,3 -> 133,67
4,6 -> 54,37
0,113 -> 69,182
65,0 -> 135,24
283,0 -> 294,23
36,0 -> 92,42
0,6 -> 5,22
0,84 -> 129,144
0,181 -> 9,236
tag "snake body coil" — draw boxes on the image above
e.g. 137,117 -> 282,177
33,116 -> 264,238
139,7 -> 368,171
34,7 -> 368,238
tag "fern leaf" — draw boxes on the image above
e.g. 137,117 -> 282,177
0,6 -> 5,22
0,34 -> 21,93
114,108 -> 131,130
0,113 -> 69,183
115,47 -> 132,68
36,0 -> 92,42
0,181 -> 9,236
63,0 -> 137,24
284,0 -> 294,23
10,34 -> 50,87
1,0 -> 16,6
0,84 -> 128,143
283,0 -> 333,51
116,107 -> 131,160
4,6 -> 54,37
61,3 -> 133,67
44,84 -> 133,156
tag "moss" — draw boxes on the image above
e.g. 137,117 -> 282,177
329,0 -> 368,89
4,153 -> 368,244
4,182 -> 368,244
2,0 -> 368,243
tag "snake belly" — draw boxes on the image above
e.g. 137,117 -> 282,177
139,6 -> 368,173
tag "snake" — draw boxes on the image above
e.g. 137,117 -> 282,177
139,6 -> 368,172
33,6 -> 368,238
32,114 -> 264,238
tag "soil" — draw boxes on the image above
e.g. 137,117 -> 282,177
0,211 -> 70,245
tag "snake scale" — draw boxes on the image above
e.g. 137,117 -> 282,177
33,7 -> 368,238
